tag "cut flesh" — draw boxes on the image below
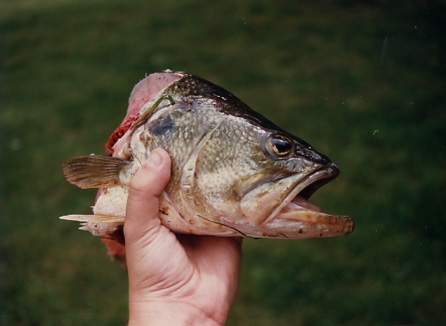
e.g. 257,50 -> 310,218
105,71 -> 185,155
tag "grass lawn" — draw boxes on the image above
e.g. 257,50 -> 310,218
1,0 -> 445,325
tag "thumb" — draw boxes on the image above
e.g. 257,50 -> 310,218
124,148 -> 171,242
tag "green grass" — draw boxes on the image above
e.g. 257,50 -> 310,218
1,0 -> 445,325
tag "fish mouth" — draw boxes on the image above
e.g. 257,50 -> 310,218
297,164 -> 340,201
265,164 -> 354,239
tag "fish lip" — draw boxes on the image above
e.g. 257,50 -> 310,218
264,163 -> 343,224
296,163 -> 340,201
265,163 -> 354,238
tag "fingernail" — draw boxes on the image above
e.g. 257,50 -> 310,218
147,150 -> 162,168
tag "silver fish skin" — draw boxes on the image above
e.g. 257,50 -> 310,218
61,71 -> 353,239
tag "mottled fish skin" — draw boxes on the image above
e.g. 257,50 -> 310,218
165,75 -> 331,164
61,71 -> 353,240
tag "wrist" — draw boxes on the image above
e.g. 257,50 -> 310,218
128,300 -> 224,326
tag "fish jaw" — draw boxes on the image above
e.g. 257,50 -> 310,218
239,171 -> 312,224
265,198 -> 354,239
236,163 -> 353,239
235,196 -> 353,239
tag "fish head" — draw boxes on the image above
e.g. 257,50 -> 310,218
224,126 -> 352,239
133,74 -> 354,239
105,72 -> 353,239
60,71 -> 353,243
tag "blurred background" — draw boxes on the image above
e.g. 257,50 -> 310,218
1,0 -> 445,325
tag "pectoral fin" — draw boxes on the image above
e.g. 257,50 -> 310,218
62,155 -> 130,189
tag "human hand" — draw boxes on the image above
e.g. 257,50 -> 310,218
124,148 -> 243,326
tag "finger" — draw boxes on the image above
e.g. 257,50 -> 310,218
124,148 -> 171,242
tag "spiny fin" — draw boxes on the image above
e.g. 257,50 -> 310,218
60,214 -> 125,236
62,155 -> 130,189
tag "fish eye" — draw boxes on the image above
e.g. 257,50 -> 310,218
268,135 -> 293,157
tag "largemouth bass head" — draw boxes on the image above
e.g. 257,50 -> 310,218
202,120 -> 351,239
232,130 -> 350,238
61,71 -> 353,240
143,74 -> 353,239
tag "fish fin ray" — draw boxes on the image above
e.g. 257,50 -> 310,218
62,155 -> 130,189
60,214 -> 125,236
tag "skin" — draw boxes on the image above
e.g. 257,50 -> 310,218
124,148 -> 243,326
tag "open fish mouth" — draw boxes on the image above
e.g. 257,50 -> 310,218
297,164 -> 340,202
262,164 -> 354,238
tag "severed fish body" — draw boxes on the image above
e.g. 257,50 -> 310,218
61,71 -> 353,240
